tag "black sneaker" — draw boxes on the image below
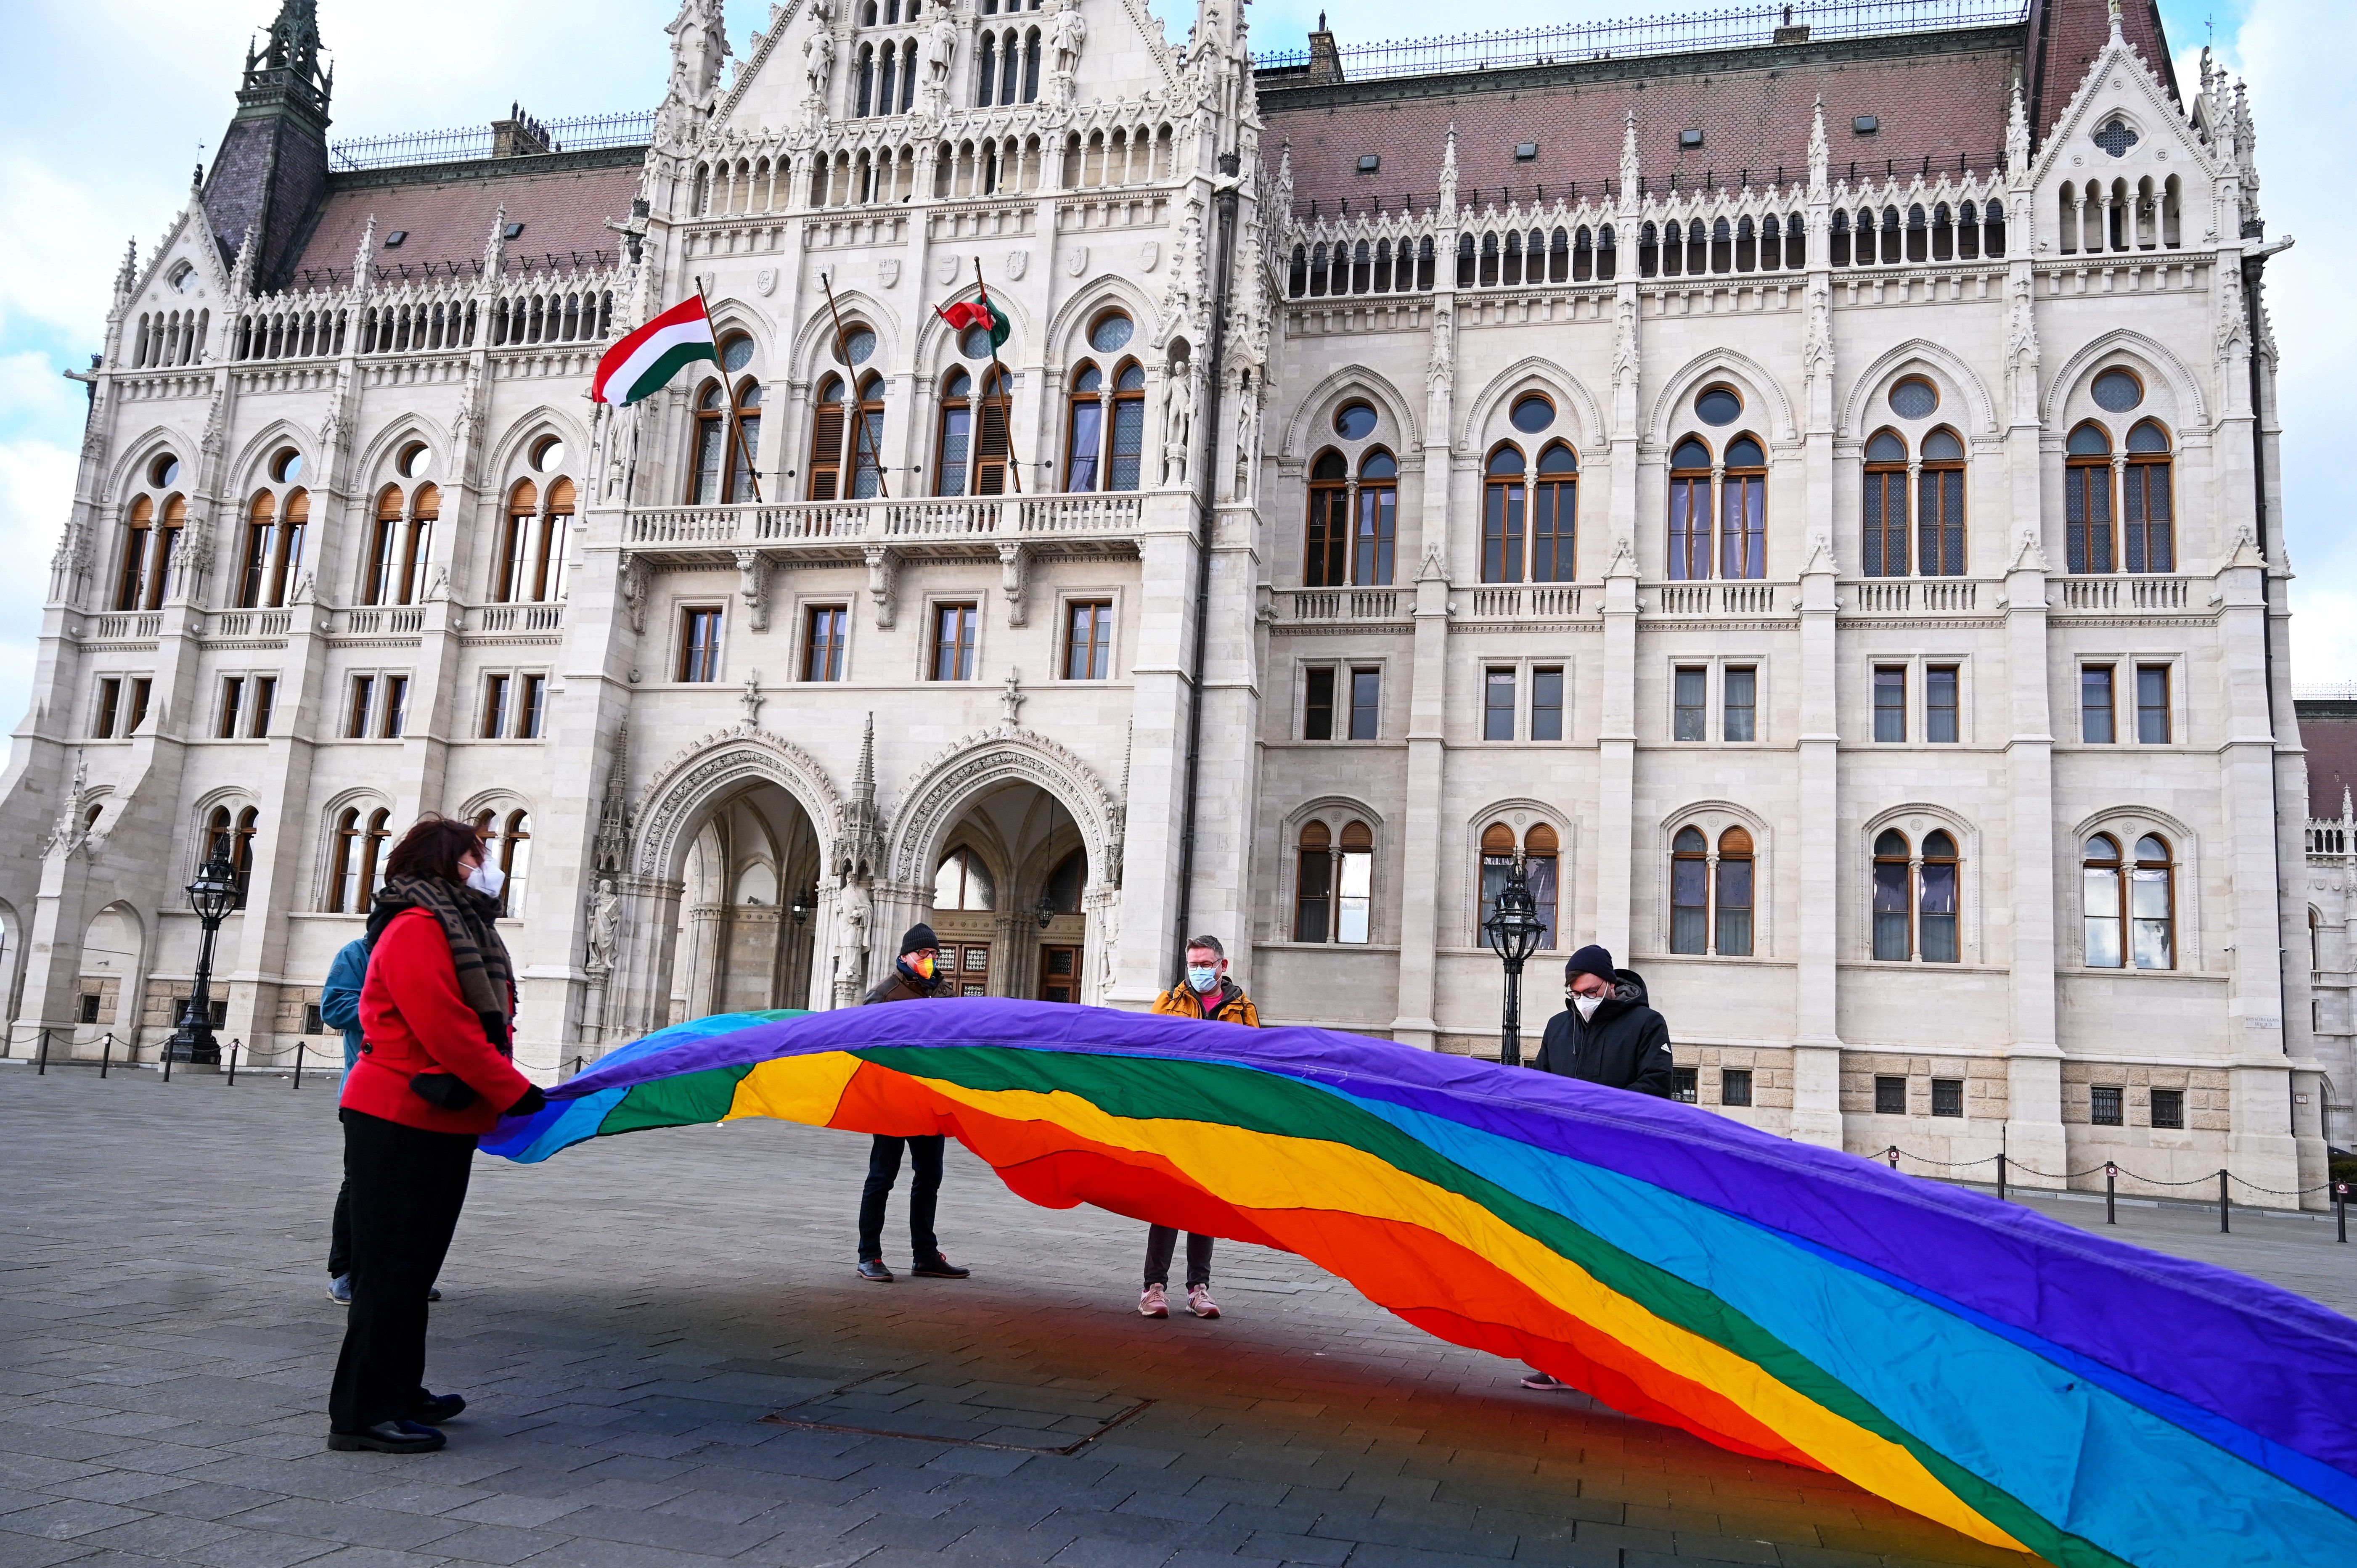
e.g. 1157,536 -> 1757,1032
327,1420 -> 446,1454
911,1253 -> 970,1278
857,1259 -> 895,1282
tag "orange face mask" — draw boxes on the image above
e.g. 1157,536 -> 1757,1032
908,951 -> 937,979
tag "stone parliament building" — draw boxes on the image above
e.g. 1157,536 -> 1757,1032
9,0 -> 2348,1203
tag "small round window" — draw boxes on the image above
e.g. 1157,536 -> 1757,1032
149,453 -> 181,488
1695,386 -> 1742,426
721,334 -> 756,372
531,436 -> 567,472
1510,393 -> 1555,434
269,448 -> 303,484
959,323 -> 996,359
1888,377 -> 1939,419
2092,369 -> 2143,412
167,261 -> 196,294
1088,312 -> 1134,353
1333,401 -> 1377,440
396,442 -> 432,479
834,327 -> 876,366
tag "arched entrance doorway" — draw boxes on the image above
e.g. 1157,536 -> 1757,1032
667,783 -> 825,1023
926,784 -> 1088,1002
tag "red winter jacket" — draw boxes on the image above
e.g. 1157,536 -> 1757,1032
338,908 -> 533,1136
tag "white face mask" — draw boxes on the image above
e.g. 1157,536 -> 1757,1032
1573,993 -> 1604,1022
466,860 -> 506,899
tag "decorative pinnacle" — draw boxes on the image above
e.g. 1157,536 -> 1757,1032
1619,108 -> 1639,194
1807,94 -> 1827,192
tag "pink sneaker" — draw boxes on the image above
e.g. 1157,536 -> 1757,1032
1187,1285 -> 1221,1319
1139,1283 -> 1168,1317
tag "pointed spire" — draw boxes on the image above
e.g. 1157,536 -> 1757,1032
1619,108 -> 1639,199
114,239 -> 138,302
482,203 -> 508,278
2005,73 -> 2029,177
2107,0 -> 2123,43
228,230 -> 256,299
350,214 -> 376,290
1438,124 -> 1458,213
1807,95 -> 1827,195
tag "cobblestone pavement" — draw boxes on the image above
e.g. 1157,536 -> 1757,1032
1,1065 -> 2340,1568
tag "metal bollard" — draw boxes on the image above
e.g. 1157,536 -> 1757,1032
2338,1182 -> 2348,1245
1885,1145 -> 1899,1171
99,1032 -> 113,1080
2105,1162 -> 2116,1225
1995,1152 -> 2007,1204
162,1041 -> 173,1082
225,1039 -> 240,1087
292,1042 -> 304,1090
2219,1169 -> 2230,1234
35,1027 -> 49,1076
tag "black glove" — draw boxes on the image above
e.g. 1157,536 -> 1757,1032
506,1084 -> 548,1117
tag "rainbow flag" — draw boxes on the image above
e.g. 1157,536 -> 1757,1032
485,999 -> 2357,1568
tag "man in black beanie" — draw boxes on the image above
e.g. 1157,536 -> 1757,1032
854,923 -> 970,1282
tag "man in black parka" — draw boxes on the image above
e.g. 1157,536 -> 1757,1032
1521,943 -> 1674,1392
1531,943 -> 1674,1099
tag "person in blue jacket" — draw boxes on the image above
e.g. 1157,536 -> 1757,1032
320,938 -> 370,1304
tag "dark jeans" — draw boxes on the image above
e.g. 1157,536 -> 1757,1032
328,1179 -> 351,1278
328,1110 -> 474,1433
858,1134 -> 943,1263
1144,1226 -> 1213,1290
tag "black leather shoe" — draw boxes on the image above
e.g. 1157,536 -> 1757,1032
856,1259 -> 895,1282
911,1253 -> 971,1278
411,1392 -> 466,1425
327,1420 -> 446,1454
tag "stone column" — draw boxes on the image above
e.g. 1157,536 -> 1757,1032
1790,539 -> 1842,1147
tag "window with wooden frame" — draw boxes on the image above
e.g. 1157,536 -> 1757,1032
1719,436 -> 1767,580
1674,665 -> 1707,741
238,487 -> 309,608
218,676 -> 245,739
1106,361 -> 1146,491
1348,667 -> 1380,740
2122,421 -> 2174,572
365,486 -> 402,605
1294,820 -> 1332,941
1671,824 -> 1754,956
2065,423 -> 2115,574
94,677 -> 122,739
2137,664 -> 2171,743
730,377 -> 764,499
690,380 -> 727,502
205,804 -> 260,907
1532,666 -> 1565,741
1354,450 -> 1397,584
1926,665 -> 1960,743
807,375 -> 847,499
1481,445 -> 1526,582
1524,822 -> 1559,949
846,373 -> 884,497
1667,438 -> 1712,580
803,605 -> 847,681
498,480 -> 537,602
679,607 -> 724,682
1715,827 -> 1754,955
1917,427 -> 1966,576
1874,666 -> 1906,742
1335,819 -> 1374,944
1483,668 -> 1515,740
472,808 -> 531,918
328,807 -> 364,912
1671,827 -> 1709,953
347,674 -> 374,739
482,674 -> 511,738
252,675 -> 276,737
1063,600 -> 1112,680
516,674 -> 547,740
402,484 -> 439,605
2083,833 -> 2125,967
539,478 -> 574,599
1303,666 -> 1335,740
2130,834 -> 2175,970
935,846 -> 996,910
380,674 -> 408,738
1530,443 -> 1578,582
971,367 -> 1010,494
1065,362 -> 1104,490
1872,830 -> 1912,960
1724,665 -> 1757,741
935,368 -> 973,495
1305,450 -> 1348,586
1862,429 -> 1909,577
931,602 -> 977,681
1477,821 -> 1518,943
2081,664 -> 2116,743
115,495 -> 155,611
1920,830 -> 1959,961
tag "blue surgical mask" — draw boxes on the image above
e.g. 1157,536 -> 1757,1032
1187,966 -> 1219,994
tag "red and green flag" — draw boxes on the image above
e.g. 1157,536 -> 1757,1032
592,295 -> 719,407
936,295 -> 1010,354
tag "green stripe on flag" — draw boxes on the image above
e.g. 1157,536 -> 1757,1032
622,339 -> 721,407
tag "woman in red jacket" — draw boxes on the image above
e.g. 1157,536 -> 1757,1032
328,816 -> 544,1454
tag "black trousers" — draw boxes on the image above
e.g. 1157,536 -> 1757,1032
328,1109 -> 475,1433
1144,1226 -> 1213,1290
858,1134 -> 943,1262
328,1179 -> 351,1278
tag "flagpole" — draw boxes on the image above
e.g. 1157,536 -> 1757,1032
693,276 -> 764,504
973,257 -> 1023,495
818,270 -> 890,500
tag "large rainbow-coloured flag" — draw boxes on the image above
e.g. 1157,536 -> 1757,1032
484,999 -> 2357,1568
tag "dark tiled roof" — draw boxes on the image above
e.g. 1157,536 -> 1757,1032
282,151 -> 643,290
1263,28 -> 2024,216
2299,703 -> 2357,819
2027,0 -> 2175,141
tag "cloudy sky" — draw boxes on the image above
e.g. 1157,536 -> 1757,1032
0,0 -> 2344,763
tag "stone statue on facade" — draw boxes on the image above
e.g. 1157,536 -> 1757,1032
804,26 -> 837,108
1160,361 -> 1194,485
921,11 -> 958,112
1046,0 -> 1087,108
587,878 -> 622,971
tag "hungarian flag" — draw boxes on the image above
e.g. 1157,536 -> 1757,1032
936,295 -> 1010,354
592,296 -> 719,407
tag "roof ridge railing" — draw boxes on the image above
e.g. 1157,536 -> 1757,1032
1254,0 -> 2029,84
330,110 -> 656,172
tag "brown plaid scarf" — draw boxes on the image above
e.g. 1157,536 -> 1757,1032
367,875 -> 516,1052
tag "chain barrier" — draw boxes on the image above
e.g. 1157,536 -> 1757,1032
1884,1145 -> 2351,1240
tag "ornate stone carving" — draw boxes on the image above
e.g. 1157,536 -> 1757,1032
735,547 -> 769,631
863,542 -> 899,628
997,542 -> 1028,626
886,726 -> 1120,887
634,727 -> 845,878
587,878 -> 622,971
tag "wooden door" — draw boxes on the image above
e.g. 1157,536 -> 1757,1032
1037,944 -> 1080,1003
954,941 -> 992,997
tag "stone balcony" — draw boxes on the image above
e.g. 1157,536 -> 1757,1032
623,493 -> 1151,567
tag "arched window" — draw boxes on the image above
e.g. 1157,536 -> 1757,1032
2132,834 -> 2175,970
690,380 -> 728,502
1531,444 -> 1577,582
971,368 -> 1011,495
1107,361 -> 1146,492
847,373 -> 885,497
1295,821 -> 1332,941
936,368 -> 972,495
1305,450 -> 1348,587
1670,827 -> 1709,953
1917,428 -> 1965,576
1525,822 -> 1559,949
1920,830 -> 1959,962
1481,446 -> 1525,583
2066,423 -> 2114,574
1354,450 -> 1396,585
1064,362 -> 1103,490
115,495 -> 154,611
1720,436 -> 1766,580
1862,430 -> 1908,578
498,481 -> 538,603
1715,827 -> 1754,955
237,490 -> 277,608
1872,829 -> 1912,960
471,809 -> 530,918
808,375 -> 846,499
365,485 -> 403,604
1337,820 -> 1374,944
403,485 -> 439,604
206,804 -> 260,908
731,378 -> 764,499
1668,438 -> 1712,581
1477,821 -> 1518,939
2083,833 -> 2124,967
2123,421 -> 2174,572
540,478 -> 575,600
329,808 -> 363,913
935,846 -> 997,910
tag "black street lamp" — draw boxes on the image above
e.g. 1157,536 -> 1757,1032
1481,854 -> 1546,1068
167,845 -> 240,1066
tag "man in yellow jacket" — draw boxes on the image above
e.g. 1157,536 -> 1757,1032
1142,935 -> 1259,1318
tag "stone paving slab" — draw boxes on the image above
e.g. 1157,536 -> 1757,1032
5,1064 -> 2350,1568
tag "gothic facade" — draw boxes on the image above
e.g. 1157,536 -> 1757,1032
8,0 -> 2341,1203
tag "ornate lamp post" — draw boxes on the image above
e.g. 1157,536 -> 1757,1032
1481,855 -> 1545,1068
168,844 -> 240,1065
